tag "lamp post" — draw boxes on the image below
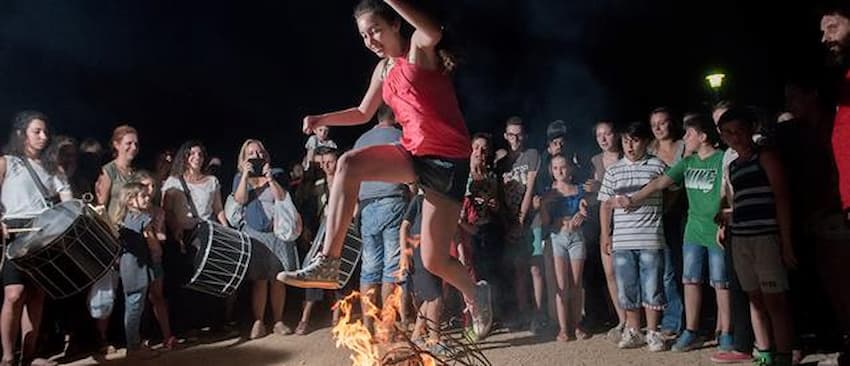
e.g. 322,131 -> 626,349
705,73 -> 726,103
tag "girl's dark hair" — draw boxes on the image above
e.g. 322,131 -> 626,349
683,114 -> 721,146
620,120 -> 653,141
170,140 -> 207,177
354,0 -> 459,73
4,110 -> 59,174
649,107 -> 684,140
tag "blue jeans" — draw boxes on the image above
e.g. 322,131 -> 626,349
613,249 -> 666,310
359,196 -> 406,285
682,243 -> 729,288
661,247 -> 684,333
124,288 -> 147,350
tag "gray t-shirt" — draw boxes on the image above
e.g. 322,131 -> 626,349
354,126 -> 406,201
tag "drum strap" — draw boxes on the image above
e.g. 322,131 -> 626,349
178,175 -> 201,219
19,156 -> 58,208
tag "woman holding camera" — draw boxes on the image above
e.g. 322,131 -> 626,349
161,140 -> 229,334
231,139 -> 299,339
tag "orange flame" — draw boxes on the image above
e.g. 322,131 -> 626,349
332,291 -> 380,366
332,235 -> 437,366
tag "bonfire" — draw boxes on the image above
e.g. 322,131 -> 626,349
331,244 -> 491,366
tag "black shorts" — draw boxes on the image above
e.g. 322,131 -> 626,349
410,155 -> 470,203
2,218 -> 34,287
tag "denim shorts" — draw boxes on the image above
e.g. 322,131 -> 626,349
613,249 -> 666,310
359,196 -> 407,285
682,243 -> 729,288
550,231 -> 586,260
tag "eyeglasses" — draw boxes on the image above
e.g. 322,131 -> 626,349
505,132 -> 522,138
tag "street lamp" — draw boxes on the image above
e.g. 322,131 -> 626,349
705,72 -> 726,103
705,73 -> 726,90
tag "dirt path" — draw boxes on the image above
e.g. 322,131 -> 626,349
62,326 -> 724,366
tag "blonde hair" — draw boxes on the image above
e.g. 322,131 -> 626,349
110,182 -> 146,229
236,139 -> 270,170
133,169 -> 155,186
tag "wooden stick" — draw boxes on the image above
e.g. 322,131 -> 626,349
6,227 -> 41,234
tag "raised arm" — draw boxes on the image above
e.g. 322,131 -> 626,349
384,0 -> 442,49
303,60 -> 387,133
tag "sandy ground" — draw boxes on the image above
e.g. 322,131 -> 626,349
59,326 -> 734,366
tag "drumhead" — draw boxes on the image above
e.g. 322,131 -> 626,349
7,200 -> 86,259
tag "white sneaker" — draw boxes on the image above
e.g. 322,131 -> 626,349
646,330 -> 668,352
617,327 -> 645,349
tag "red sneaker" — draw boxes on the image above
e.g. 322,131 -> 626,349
710,351 -> 753,364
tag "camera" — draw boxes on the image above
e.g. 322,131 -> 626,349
247,158 -> 266,177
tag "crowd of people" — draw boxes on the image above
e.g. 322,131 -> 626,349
0,1 -> 849,366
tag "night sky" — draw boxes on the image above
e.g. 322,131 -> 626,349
0,1 -> 831,175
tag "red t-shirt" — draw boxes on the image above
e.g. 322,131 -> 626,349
382,57 -> 471,159
833,68 -> 850,209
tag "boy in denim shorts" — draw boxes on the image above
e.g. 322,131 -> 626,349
598,120 -> 668,352
617,115 -> 733,352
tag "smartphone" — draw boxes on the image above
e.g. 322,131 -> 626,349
248,158 -> 265,177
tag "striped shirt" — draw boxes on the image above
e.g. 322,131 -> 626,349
729,152 -> 778,236
597,155 -> 667,251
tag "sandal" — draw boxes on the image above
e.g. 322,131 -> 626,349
295,321 -> 309,335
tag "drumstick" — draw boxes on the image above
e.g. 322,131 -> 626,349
6,227 -> 41,234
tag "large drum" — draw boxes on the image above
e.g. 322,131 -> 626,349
7,200 -> 121,299
305,220 -> 362,288
185,220 -> 252,298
